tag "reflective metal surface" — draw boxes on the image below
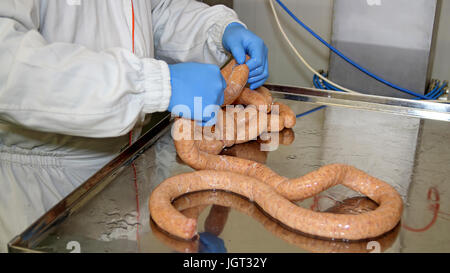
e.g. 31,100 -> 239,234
9,88 -> 450,253
265,84 -> 450,121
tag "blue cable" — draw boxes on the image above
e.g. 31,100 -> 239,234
315,70 -> 442,99
322,78 -> 341,91
314,75 -> 323,89
431,82 -> 448,99
295,74 -> 327,118
319,73 -> 444,100
275,0 -> 429,100
420,82 -> 441,100
302,76 -> 445,120
313,74 -> 325,89
317,72 -> 355,92
315,74 -> 443,100
295,74 -> 337,119
312,75 -> 319,88
297,80 -> 446,119
315,73 -> 343,92
296,105 -> 327,118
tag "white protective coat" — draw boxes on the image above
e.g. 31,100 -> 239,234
0,0 -> 242,252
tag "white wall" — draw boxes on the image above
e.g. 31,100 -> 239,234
234,0 -> 334,87
431,0 -> 450,82
234,0 -> 449,87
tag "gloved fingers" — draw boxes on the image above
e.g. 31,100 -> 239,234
248,45 -> 268,78
196,74 -> 224,125
248,57 -> 269,89
245,38 -> 267,73
248,66 -> 264,79
228,42 -> 247,65
168,62 -> 226,124
249,78 -> 267,90
223,23 -> 247,65
248,50 -> 268,83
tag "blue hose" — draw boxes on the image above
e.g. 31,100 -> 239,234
317,75 -> 445,100
302,75 -> 446,120
317,73 -> 445,99
430,81 -> 448,99
420,82 -> 440,100
314,73 -> 342,92
275,0 -> 429,100
313,74 -> 325,89
322,78 -> 341,91
296,105 -> 327,118
294,74 -> 327,118
295,74 -> 335,119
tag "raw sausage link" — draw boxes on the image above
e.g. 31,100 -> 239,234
149,168 -> 402,240
194,105 -> 294,155
168,191 -> 400,253
158,115 -> 403,239
234,87 -> 273,113
222,57 -> 250,105
150,192 -> 399,253
149,58 -> 402,242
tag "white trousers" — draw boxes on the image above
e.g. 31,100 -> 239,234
0,147 -> 116,252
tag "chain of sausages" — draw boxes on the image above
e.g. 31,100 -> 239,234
149,59 -> 403,241
150,191 -> 400,253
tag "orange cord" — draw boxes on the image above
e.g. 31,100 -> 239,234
129,0 -> 141,251
402,187 -> 440,232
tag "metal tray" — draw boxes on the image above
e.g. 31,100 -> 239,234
8,86 -> 450,253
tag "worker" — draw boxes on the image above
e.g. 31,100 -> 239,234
0,0 -> 269,252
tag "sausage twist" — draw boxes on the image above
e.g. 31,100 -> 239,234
149,58 -> 402,241
150,191 -> 400,253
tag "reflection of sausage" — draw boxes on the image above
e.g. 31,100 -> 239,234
220,129 -> 295,163
279,128 -> 295,145
154,191 -> 400,253
273,102 -> 296,129
149,166 -> 403,241
221,141 -> 268,164
258,128 -> 295,146
325,197 -> 379,215
204,205 -> 231,236
181,131 -> 292,168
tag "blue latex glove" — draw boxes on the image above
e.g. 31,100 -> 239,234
198,232 -> 227,253
222,22 -> 269,90
168,63 -> 226,125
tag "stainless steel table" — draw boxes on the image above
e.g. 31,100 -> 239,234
8,85 -> 450,253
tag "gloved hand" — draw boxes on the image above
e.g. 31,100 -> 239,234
223,22 -> 269,90
168,63 -> 226,125
198,232 -> 227,253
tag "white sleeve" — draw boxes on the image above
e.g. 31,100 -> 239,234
0,0 -> 172,138
151,0 -> 245,66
